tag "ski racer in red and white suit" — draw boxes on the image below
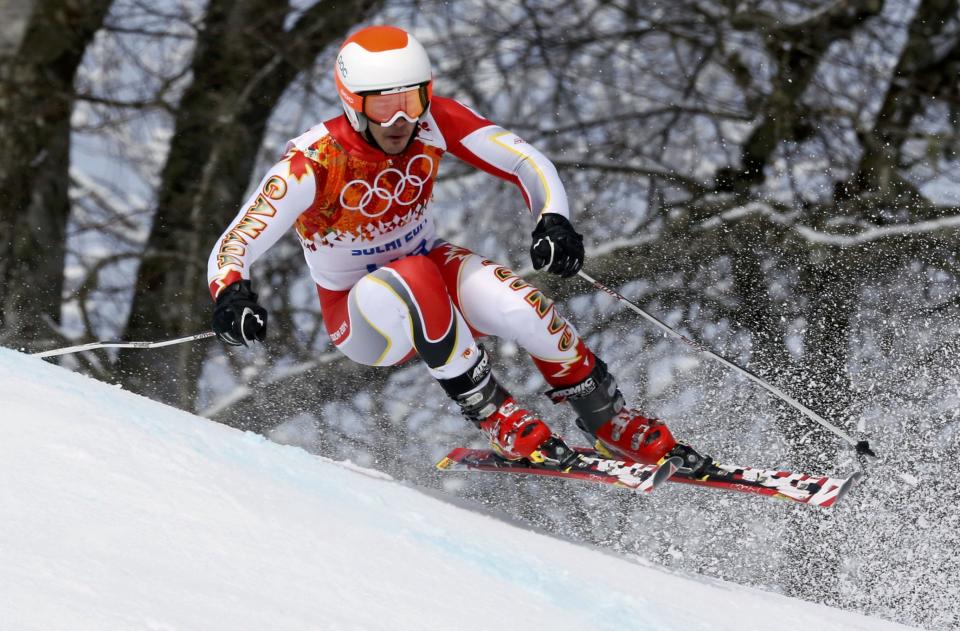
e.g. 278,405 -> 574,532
207,25 -> 696,470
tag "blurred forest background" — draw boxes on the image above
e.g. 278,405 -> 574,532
2,0 -> 959,628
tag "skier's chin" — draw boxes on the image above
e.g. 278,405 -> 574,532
380,137 -> 412,154
368,120 -> 415,154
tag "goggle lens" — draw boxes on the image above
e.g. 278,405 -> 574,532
363,85 -> 429,125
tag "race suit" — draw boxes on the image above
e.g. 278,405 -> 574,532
207,96 -> 594,388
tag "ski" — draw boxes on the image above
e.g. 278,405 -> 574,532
436,449 -> 683,493
438,447 -> 859,508
665,454 -> 861,508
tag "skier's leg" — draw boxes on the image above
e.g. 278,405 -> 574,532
545,356 -> 678,462
428,242 -> 703,469
318,254 -> 570,463
434,343 -> 575,465
318,255 -> 475,375
426,242 -> 593,386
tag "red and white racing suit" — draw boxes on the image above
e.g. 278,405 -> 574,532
207,96 -> 594,390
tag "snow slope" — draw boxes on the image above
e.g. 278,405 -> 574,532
0,348 -> 918,631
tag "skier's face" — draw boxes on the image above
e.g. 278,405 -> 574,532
367,117 -> 416,154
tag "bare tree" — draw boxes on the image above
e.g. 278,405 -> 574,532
0,0 -> 114,350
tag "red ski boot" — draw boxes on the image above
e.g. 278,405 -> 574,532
594,409 -> 676,463
438,346 -> 577,467
594,409 -> 710,474
545,355 -> 710,473
479,398 -> 576,466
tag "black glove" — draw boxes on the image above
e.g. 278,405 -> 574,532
530,213 -> 584,278
212,280 -> 268,347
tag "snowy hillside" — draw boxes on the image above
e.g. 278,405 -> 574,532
0,348 -> 919,631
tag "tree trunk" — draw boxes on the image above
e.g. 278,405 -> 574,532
0,0 -> 113,349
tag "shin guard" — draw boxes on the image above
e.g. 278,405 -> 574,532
545,356 -> 624,435
437,345 -> 508,425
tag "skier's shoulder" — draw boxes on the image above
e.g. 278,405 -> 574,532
284,119 -> 335,156
281,115 -> 378,173
428,96 -> 494,139
270,124 -> 328,183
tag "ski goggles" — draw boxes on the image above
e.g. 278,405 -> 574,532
360,83 -> 431,126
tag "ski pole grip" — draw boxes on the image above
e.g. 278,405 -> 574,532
855,440 -> 877,458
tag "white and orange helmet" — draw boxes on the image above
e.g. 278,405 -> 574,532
334,25 -> 433,132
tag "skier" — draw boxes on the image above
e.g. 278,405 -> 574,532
207,25 -> 707,472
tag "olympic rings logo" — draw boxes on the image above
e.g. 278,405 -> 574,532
339,153 -> 435,218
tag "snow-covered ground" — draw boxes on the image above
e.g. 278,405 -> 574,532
0,348 -> 919,631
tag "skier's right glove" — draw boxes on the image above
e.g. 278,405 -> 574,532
530,213 -> 584,278
212,280 -> 268,347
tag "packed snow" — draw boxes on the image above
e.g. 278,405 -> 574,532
0,348 -> 919,631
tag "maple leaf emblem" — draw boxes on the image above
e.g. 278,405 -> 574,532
285,150 -> 314,182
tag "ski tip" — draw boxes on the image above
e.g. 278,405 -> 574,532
436,456 -> 455,471
648,455 -> 683,491
437,448 -> 472,470
815,471 -> 862,508
833,471 -> 862,505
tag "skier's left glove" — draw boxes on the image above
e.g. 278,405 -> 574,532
530,213 -> 584,278
212,280 -> 268,347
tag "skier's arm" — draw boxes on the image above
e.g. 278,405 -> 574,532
429,96 -> 569,219
431,97 -> 582,277
207,151 -> 317,345
207,152 -> 317,299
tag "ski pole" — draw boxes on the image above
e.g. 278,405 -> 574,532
576,270 -> 876,458
31,331 -> 217,359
